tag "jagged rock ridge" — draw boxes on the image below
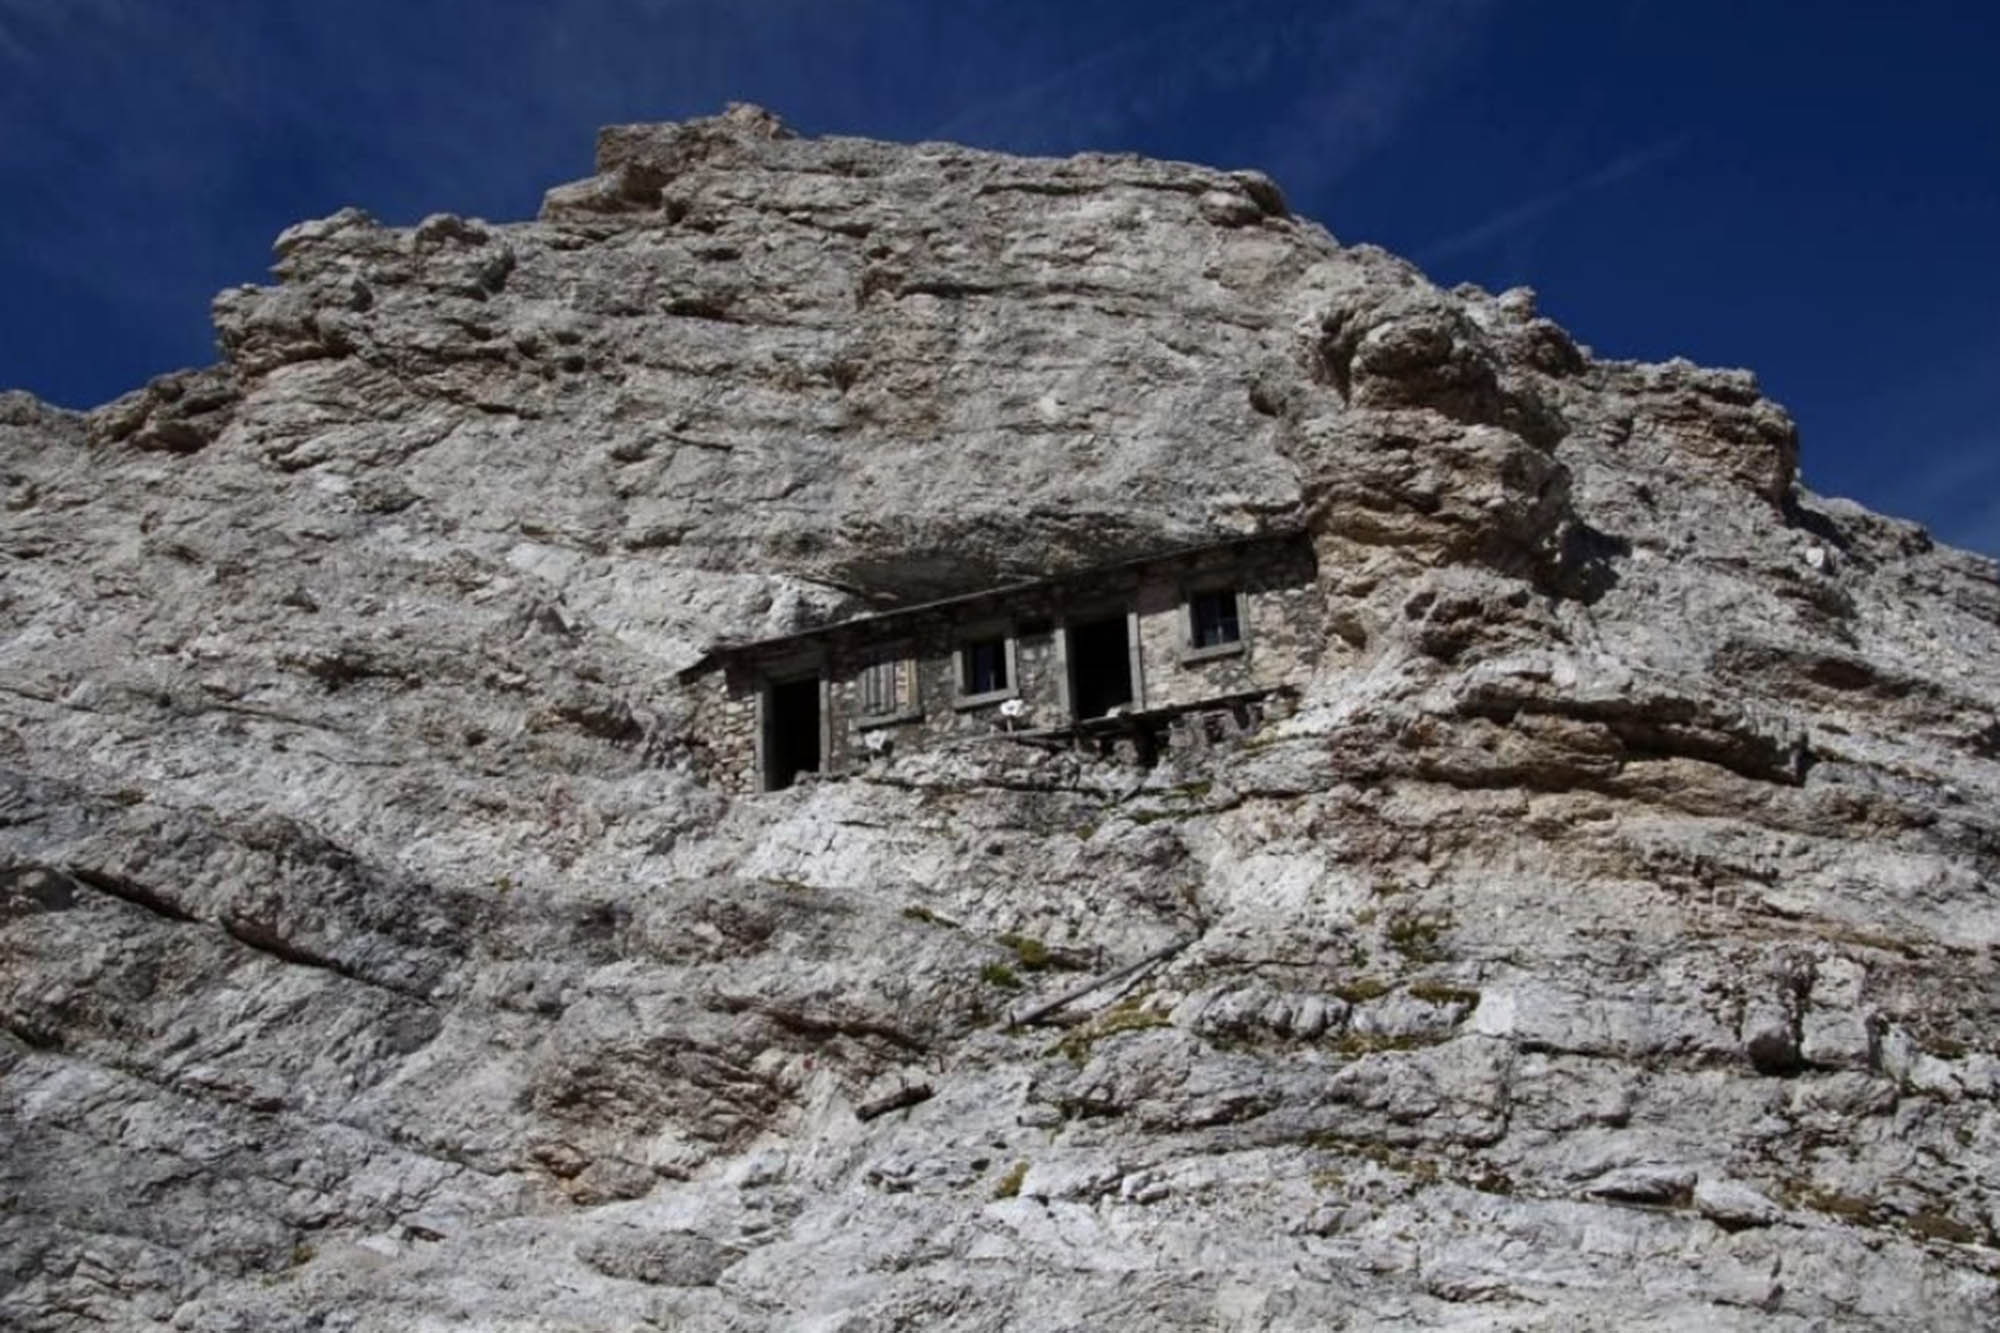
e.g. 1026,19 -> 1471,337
3,103 -> 1999,1329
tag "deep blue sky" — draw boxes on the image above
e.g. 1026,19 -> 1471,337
3,1 -> 1996,553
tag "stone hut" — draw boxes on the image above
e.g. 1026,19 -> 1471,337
679,531 -> 1323,793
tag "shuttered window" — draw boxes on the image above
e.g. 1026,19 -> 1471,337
859,656 -> 901,716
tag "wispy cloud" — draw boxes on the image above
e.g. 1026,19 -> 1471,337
1804,334 -> 2000,555
926,0 -> 1497,185
1873,437 -> 2000,556
1416,133 -> 1690,265
1251,0 -> 1497,198
0,0 -> 154,70
1957,496 -> 2000,558
0,0 -> 1493,405
926,2 -> 1260,149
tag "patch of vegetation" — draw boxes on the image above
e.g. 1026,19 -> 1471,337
1907,1210 -> 1981,1245
1307,1134 -> 1441,1186
1056,1095 -> 1126,1121
1468,1167 -> 1514,1196
1805,920 -> 1923,959
1386,911 -> 1451,962
1918,1032 -> 1971,1060
1332,977 -> 1393,1005
1046,995 -> 1171,1064
1392,1152 -> 1442,1187
997,932 -> 1089,973
1309,1169 -> 1346,1191
289,1243 -> 316,1267
992,1161 -> 1029,1200
998,933 -> 1051,970
902,904 -> 950,927
1333,1029 -> 1450,1058
1407,982 -> 1481,1008
980,962 -> 1023,990
1791,1183 -> 1877,1223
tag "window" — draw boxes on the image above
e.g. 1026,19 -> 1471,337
1188,589 -> 1242,650
961,636 -> 1009,696
954,626 -> 1021,712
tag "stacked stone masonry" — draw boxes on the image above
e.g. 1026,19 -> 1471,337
683,532 -> 1322,792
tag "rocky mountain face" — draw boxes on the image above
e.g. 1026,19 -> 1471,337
5,103 -> 2000,1330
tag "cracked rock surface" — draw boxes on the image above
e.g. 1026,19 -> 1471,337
4,104 -> 2000,1329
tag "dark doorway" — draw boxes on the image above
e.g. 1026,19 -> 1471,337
1068,614 -> 1134,719
762,676 -> 821,791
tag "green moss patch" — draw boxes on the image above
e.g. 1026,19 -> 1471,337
1046,995 -> 1172,1064
980,962 -> 1023,990
1386,912 -> 1451,962
992,1161 -> 1029,1199
1406,982 -> 1480,1008
1332,977 -> 1392,1005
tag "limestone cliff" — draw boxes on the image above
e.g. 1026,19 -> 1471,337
4,104 -> 2000,1329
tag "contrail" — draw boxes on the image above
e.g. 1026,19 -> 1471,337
1417,133 -> 1691,266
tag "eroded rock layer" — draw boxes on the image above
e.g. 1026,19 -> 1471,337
4,105 -> 1999,1329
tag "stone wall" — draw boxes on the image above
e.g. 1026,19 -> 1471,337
697,534 -> 1320,791
681,665 -> 762,795
831,613 -> 1066,771
1132,539 -> 1324,711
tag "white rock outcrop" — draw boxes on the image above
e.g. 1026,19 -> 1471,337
4,106 -> 1999,1329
